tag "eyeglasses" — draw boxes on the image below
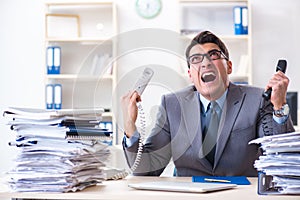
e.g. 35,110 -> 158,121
188,49 -> 228,65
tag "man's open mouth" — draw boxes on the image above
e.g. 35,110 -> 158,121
201,72 -> 216,83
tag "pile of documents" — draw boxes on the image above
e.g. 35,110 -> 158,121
3,107 -> 112,192
249,132 -> 300,194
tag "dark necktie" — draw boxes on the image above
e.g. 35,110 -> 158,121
203,101 -> 220,165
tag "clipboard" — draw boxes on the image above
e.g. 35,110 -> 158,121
192,176 -> 251,185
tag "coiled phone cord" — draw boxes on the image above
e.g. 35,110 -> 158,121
109,102 -> 145,179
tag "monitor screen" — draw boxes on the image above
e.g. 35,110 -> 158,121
286,92 -> 298,126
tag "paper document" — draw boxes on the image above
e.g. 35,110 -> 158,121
249,132 -> 300,194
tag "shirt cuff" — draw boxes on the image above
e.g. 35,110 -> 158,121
124,130 -> 140,147
273,114 -> 288,124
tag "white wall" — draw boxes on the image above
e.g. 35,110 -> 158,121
0,0 -> 45,174
251,0 -> 300,93
0,0 -> 299,175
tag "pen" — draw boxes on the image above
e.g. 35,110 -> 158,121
204,178 -> 231,183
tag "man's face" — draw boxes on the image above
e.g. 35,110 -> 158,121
188,43 -> 232,100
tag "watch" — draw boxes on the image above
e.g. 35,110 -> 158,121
135,0 -> 162,19
274,103 -> 290,117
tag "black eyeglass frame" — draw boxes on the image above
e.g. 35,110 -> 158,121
188,49 -> 229,65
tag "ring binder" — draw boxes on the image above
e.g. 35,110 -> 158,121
233,6 -> 248,35
53,84 -> 62,109
46,46 -> 61,74
45,84 -> 54,109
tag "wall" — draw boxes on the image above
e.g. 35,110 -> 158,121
0,0 -> 299,175
0,0 -> 45,174
251,0 -> 300,93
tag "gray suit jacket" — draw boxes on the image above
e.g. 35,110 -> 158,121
123,83 -> 295,176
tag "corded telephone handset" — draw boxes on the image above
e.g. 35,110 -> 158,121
106,67 -> 154,180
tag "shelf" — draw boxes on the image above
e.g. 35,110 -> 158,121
102,111 -> 112,118
45,0 -> 114,6
181,34 -> 248,41
179,1 -> 247,8
45,37 -> 113,44
179,0 -> 247,3
229,74 -> 249,82
46,74 -> 113,81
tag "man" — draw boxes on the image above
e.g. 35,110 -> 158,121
121,31 -> 295,176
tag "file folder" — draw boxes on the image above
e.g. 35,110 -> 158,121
241,7 -> 248,34
46,46 -> 61,74
45,84 -> 54,109
53,84 -> 62,109
99,121 -> 113,131
192,176 -> 250,185
53,46 -> 61,74
46,47 -> 54,74
233,6 -> 243,35
257,172 -> 279,195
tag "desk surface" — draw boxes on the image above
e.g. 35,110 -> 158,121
0,176 -> 299,200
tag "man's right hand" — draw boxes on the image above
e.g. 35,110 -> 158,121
120,90 -> 141,138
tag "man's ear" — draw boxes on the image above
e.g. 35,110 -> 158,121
227,60 -> 233,74
188,69 -> 192,79
188,68 -> 195,84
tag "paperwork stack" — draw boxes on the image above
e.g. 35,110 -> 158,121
249,132 -> 300,195
3,107 -> 112,192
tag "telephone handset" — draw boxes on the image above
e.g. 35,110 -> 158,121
132,67 -> 154,96
262,59 -> 287,100
130,67 -> 154,171
107,67 -> 154,180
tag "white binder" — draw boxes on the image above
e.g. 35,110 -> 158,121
54,84 -> 62,109
45,84 -> 54,109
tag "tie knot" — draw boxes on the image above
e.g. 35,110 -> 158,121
209,101 -> 218,111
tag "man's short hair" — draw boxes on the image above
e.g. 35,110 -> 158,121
185,31 -> 229,68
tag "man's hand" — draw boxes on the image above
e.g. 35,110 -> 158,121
120,91 -> 141,138
265,71 -> 290,110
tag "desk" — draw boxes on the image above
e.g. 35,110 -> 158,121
0,176 -> 298,200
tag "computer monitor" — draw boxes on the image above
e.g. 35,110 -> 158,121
286,92 -> 298,125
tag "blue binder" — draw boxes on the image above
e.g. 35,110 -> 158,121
241,7 -> 248,34
233,6 -> 248,35
45,84 -> 54,109
53,84 -> 62,109
46,46 -> 61,74
233,6 -> 243,35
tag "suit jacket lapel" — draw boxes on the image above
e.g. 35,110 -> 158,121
180,86 -> 202,145
214,83 -> 246,169
180,86 -> 213,170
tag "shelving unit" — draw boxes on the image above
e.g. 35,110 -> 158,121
178,0 -> 252,84
44,0 -> 118,143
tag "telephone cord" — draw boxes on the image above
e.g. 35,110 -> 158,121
109,102 -> 145,179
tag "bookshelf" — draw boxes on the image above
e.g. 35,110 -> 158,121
178,0 -> 252,85
44,0 -> 118,143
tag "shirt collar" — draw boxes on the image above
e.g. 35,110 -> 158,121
197,90 -> 228,112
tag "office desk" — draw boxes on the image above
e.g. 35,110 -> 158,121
0,176 -> 298,200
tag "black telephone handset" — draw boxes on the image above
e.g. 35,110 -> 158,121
262,59 -> 287,101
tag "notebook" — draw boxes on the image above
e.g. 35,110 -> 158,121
128,181 -> 237,193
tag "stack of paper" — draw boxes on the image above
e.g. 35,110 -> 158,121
3,107 -> 112,192
249,132 -> 300,194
